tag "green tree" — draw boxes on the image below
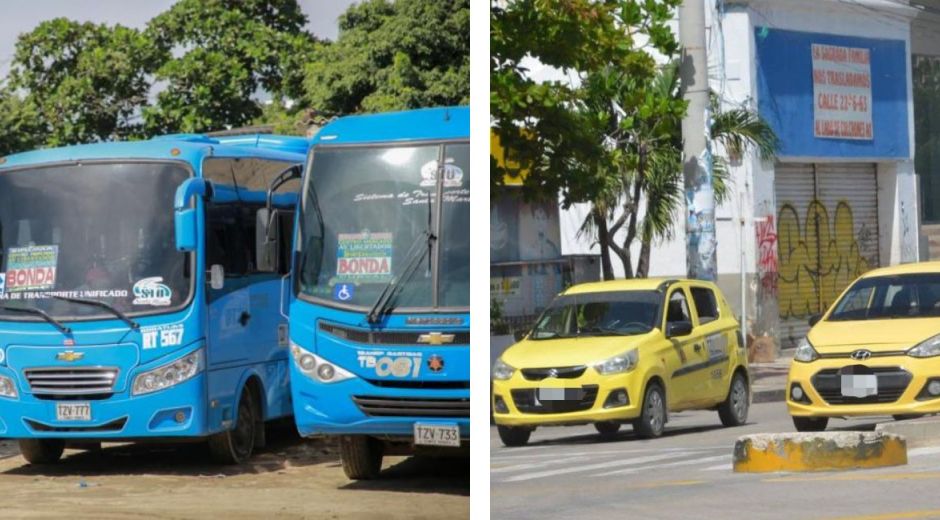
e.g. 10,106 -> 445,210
144,0 -> 318,134
2,18 -> 163,148
303,0 -> 469,115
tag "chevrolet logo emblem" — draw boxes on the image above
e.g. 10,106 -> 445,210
56,350 -> 84,362
417,332 -> 456,345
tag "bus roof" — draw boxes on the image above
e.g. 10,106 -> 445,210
0,134 -> 311,172
314,106 -> 469,146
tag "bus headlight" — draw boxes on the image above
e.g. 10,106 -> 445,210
0,375 -> 17,399
290,342 -> 355,383
132,349 -> 203,395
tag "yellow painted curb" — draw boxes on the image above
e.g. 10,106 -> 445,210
733,432 -> 907,473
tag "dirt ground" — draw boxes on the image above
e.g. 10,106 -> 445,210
0,425 -> 469,519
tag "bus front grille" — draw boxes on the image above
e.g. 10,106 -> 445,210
352,396 -> 470,418
24,367 -> 119,397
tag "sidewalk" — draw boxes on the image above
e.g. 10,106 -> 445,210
750,356 -> 791,403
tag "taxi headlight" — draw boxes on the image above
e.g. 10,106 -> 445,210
595,349 -> 638,375
492,358 -> 515,381
908,334 -> 940,358
290,341 -> 355,383
132,349 -> 203,395
0,375 -> 17,399
793,337 -> 819,363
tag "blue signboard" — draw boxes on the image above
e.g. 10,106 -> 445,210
755,28 -> 909,159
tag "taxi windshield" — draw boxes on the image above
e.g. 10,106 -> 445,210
529,291 -> 661,340
828,273 -> 940,321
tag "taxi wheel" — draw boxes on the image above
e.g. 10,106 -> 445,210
718,372 -> 749,427
18,439 -> 65,465
792,416 -> 828,432
633,383 -> 666,439
497,425 -> 532,447
594,422 -> 621,437
340,435 -> 383,480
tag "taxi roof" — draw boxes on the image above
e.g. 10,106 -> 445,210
859,262 -> 940,278
562,278 -> 712,295
314,106 -> 469,146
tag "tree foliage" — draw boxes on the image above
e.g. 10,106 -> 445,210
303,0 -> 470,115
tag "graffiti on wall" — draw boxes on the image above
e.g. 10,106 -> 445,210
777,200 -> 874,319
756,216 -> 779,295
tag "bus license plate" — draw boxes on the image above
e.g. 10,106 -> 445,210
56,402 -> 91,421
414,423 -> 460,447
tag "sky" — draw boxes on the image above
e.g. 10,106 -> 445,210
0,0 -> 358,77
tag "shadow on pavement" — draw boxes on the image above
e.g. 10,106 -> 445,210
1,422 -> 338,478
521,423 -> 728,447
341,455 -> 469,496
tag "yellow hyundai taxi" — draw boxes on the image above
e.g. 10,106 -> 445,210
788,262 -> 940,431
492,278 -> 750,447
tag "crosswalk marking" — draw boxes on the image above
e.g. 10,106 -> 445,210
492,455 -> 587,474
499,452 -> 694,483
595,454 -> 728,477
701,463 -> 732,471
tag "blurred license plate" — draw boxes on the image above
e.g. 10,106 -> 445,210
56,402 -> 90,421
414,423 -> 460,447
841,374 -> 878,398
538,388 -> 582,401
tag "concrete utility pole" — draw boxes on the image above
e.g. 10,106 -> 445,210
679,0 -> 716,281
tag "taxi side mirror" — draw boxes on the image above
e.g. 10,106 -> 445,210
666,321 -> 693,338
513,329 -> 528,342
808,314 -> 822,327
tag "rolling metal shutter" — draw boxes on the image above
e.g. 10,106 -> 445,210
774,163 -> 879,349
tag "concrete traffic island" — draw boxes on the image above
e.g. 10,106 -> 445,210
875,417 -> 940,447
732,432 -> 908,473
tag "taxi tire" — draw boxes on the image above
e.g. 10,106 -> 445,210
18,439 -> 65,465
340,435 -> 383,480
497,425 -> 532,447
208,388 -> 257,464
594,422 -> 621,437
718,372 -> 749,427
633,383 -> 666,439
792,416 -> 828,432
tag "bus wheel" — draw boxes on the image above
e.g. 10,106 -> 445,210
19,439 -> 65,464
340,435 -> 383,480
209,388 -> 257,464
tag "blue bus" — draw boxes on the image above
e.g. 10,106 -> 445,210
277,107 -> 470,479
0,133 -> 309,464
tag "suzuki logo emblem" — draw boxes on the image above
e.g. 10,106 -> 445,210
547,368 -> 559,378
850,349 -> 872,360
56,350 -> 84,362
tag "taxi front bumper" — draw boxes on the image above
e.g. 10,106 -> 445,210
787,355 -> 940,417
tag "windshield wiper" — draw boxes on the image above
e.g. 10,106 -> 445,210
1,305 -> 71,334
51,295 -> 139,330
367,229 -> 436,324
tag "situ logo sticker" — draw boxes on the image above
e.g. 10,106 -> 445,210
358,351 -> 422,378
419,160 -> 464,188
133,277 -> 172,306
140,323 -> 184,350
5,245 -> 58,292
336,232 -> 393,281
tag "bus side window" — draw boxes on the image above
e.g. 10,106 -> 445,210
207,204 -> 250,278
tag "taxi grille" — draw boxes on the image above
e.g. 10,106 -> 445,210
511,385 -> 599,414
521,366 -> 587,381
24,367 -> 118,398
352,396 -> 470,418
811,367 -> 911,405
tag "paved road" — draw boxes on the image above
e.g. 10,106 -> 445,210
491,402 -> 940,519
0,424 -> 468,519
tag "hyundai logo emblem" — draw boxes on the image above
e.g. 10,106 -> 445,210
850,349 -> 872,360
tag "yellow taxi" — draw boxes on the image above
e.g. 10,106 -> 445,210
788,262 -> 940,431
492,278 -> 750,447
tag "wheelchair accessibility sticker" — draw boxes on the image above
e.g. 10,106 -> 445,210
333,283 -> 355,302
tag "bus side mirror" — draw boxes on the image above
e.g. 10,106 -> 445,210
256,208 -> 279,272
175,209 -> 198,252
209,264 -> 225,290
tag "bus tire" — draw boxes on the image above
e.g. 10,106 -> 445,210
340,435 -> 383,480
208,388 -> 257,464
19,439 -> 65,465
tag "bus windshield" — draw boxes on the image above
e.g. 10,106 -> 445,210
297,142 -> 470,311
0,162 -> 192,321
